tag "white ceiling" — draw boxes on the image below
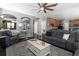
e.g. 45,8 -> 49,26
0,3 -> 79,19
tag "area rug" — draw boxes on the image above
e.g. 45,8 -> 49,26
6,41 -> 73,56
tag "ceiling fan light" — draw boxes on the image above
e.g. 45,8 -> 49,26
40,7 -> 44,11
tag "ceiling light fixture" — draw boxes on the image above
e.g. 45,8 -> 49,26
40,7 -> 44,11
37,3 -> 58,13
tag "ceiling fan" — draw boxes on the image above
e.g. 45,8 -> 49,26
37,3 -> 58,13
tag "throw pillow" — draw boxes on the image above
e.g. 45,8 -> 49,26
63,34 -> 70,40
5,31 -> 12,37
46,31 -> 52,36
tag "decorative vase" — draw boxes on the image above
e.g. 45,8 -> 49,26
42,41 -> 45,46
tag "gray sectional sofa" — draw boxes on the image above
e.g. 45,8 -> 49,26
42,29 -> 78,54
0,30 -> 18,47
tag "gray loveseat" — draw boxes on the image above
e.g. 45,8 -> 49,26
0,30 -> 18,47
42,29 -> 78,53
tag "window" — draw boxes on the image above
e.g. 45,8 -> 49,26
2,20 -> 16,30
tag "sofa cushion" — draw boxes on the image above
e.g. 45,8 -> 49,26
56,30 -> 63,39
46,30 -> 52,36
69,31 -> 76,42
76,32 -> 79,42
3,31 -> 12,37
51,29 -> 57,37
42,35 -> 66,48
62,30 -> 69,34
50,38 -> 66,48
66,40 -> 78,52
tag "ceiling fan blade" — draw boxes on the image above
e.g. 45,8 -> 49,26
37,3 -> 41,7
38,10 -> 41,12
45,8 -> 54,11
43,3 -> 48,6
44,9 -> 46,13
46,3 -> 58,7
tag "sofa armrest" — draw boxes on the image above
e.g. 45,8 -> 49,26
74,42 -> 78,50
66,38 -> 78,52
42,33 -> 46,36
74,42 -> 79,56
67,38 -> 75,43
0,36 -> 9,48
